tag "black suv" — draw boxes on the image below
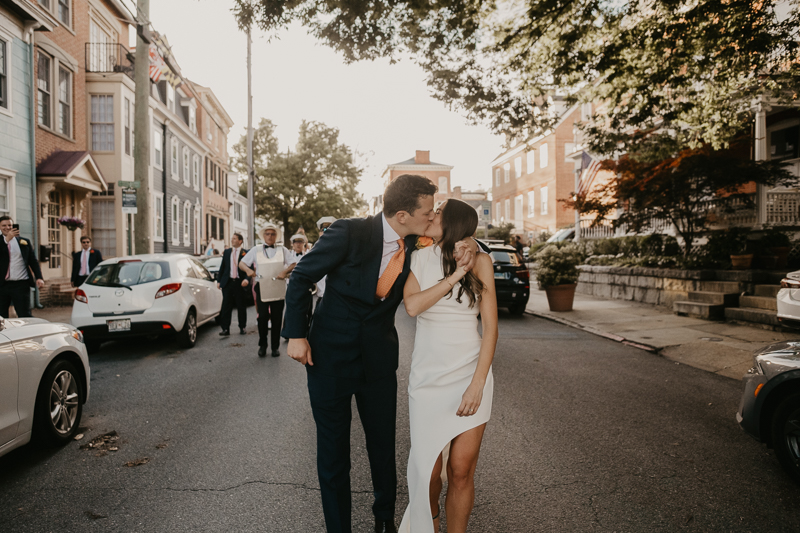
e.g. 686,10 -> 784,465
483,242 -> 530,315
738,341 -> 800,484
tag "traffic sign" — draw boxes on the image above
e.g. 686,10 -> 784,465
118,180 -> 140,189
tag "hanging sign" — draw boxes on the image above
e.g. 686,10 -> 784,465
121,188 -> 138,215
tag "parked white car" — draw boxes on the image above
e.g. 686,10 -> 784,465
0,317 -> 90,458
777,270 -> 800,329
71,254 -> 222,351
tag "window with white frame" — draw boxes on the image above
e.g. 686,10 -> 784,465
37,52 -> 52,127
495,202 -> 500,222
90,95 -> 114,151
153,129 -> 162,169
182,147 -> 190,186
514,157 -> 522,179
37,0 -> 71,28
0,172 -> 14,217
503,163 -> 510,183
234,201 -> 243,222
171,138 -> 179,178
183,201 -> 191,245
526,151 -> 534,174
124,97 -> 131,156
528,191 -> 535,216
540,143 -> 549,168
438,176 -> 447,193
58,67 -> 71,137
189,107 -> 196,133
192,155 -> 200,190
495,168 -> 500,186
504,199 -> 510,221
514,194 -> 523,225
153,192 -> 164,241
541,186 -> 548,214
171,196 -> 179,244
0,38 -> 8,111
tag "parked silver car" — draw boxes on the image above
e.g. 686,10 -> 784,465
0,317 -> 90,458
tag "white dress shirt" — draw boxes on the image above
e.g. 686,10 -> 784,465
230,247 -> 241,278
241,244 -> 292,270
380,214 -> 405,279
7,238 -> 29,281
79,249 -> 90,276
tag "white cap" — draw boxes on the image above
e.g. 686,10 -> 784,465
290,233 -> 308,243
316,216 -> 337,229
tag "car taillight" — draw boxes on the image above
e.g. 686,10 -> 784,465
781,279 -> 800,289
75,289 -> 88,303
155,283 -> 182,299
516,269 -> 530,281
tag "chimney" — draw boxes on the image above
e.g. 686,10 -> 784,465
452,186 -> 462,199
415,150 -> 430,164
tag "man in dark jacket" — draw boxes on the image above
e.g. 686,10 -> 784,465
282,175 -> 480,533
71,236 -> 103,287
217,233 -> 249,335
0,216 -> 44,318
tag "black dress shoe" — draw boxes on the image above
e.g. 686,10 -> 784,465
219,330 -> 230,336
271,349 -> 280,357
239,327 -> 246,335
374,519 -> 396,533
258,346 -> 266,357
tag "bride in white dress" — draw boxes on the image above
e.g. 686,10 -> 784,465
399,199 -> 498,532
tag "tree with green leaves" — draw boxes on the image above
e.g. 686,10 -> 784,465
233,0 -> 800,155
231,119 -> 365,241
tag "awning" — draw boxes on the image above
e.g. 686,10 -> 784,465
37,151 -> 108,193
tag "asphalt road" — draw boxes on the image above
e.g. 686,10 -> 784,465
2,307 -> 800,532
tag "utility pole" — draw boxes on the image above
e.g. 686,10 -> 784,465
133,0 -> 152,253
246,25 -> 256,247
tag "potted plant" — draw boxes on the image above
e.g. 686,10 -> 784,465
760,227 -> 791,269
57,216 -> 85,231
725,228 -> 753,270
533,244 -> 583,312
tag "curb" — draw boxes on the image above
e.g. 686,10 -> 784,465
524,309 -> 661,354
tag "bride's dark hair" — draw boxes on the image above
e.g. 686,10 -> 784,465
439,199 -> 485,308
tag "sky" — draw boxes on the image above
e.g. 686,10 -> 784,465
134,0 -> 503,201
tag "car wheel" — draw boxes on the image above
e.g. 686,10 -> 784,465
508,303 -> 526,315
771,392 -> 800,484
177,309 -> 197,349
33,359 -> 83,446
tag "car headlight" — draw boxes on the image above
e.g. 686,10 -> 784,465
71,330 -> 84,343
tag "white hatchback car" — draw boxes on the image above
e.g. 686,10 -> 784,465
0,317 -> 90,458
71,253 -> 222,351
778,271 -> 800,329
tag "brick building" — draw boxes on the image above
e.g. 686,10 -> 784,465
382,150 -> 453,204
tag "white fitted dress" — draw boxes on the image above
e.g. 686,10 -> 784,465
399,245 -> 494,533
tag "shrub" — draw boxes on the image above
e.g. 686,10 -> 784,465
533,244 -> 583,287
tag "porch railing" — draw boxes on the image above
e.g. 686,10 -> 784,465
85,43 -> 134,80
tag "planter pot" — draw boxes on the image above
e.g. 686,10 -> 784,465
730,254 -> 753,270
544,283 -> 577,312
770,246 -> 790,269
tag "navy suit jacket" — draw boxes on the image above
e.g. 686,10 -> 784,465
217,247 -> 249,288
0,236 -> 43,288
282,214 -> 417,381
71,249 -> 103,285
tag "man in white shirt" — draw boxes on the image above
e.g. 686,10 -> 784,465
239,224 -> 292,358
0,216 -> 44,318
217,233 -> 249,336
71,236 -> 103,287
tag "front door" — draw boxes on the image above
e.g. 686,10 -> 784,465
0,330 -> 18,446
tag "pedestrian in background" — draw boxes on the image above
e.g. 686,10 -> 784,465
217,232 -> 249,336
239,224 -> 292,358
514,235 -> 525,256
71,236 -> 103,287
0,216 -> 44,318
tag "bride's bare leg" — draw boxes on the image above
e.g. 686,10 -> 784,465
429,452 -> 444,531
444,424 -> 487,533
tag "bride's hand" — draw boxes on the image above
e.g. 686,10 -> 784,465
457,380 -> 484,417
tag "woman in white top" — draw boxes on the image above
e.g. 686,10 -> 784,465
399,199 -> 498,533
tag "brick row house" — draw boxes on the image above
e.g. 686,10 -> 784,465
382,150 -> 453,205
491,98 -> 584,242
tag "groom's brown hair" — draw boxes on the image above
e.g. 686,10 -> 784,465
383,175 -> 437,217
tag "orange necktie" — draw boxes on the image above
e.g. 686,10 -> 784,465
375,239 -> 405,299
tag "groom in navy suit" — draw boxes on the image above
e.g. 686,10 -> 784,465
283,175 -> 478,533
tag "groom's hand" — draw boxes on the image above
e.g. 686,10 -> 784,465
455,239 -> 479,272
288,338 -> 313,366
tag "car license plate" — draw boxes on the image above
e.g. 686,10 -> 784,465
494,272 -> 508,279
107,319 -> 131,332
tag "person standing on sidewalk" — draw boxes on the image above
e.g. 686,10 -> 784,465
0,216 -> 44,318
217,232 -> 249,336
71,236 -> 103,287
239,224 -> 292,358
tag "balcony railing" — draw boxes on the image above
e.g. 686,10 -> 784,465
85,43 -> 134,80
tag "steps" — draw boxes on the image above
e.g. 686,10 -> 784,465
673,280 -> 782,328
724,284 -> 780,328
673,301 -> 725,319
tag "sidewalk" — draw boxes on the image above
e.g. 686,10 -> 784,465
30,306 -> 72,324
525,289 -> 800,380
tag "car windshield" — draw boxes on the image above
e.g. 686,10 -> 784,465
490,250 -> 520,266
87,261 -> 171,287
203,257 -> 222,269
547,228 -> 574,243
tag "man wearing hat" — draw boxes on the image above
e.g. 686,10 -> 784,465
239,223 -> 292,358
